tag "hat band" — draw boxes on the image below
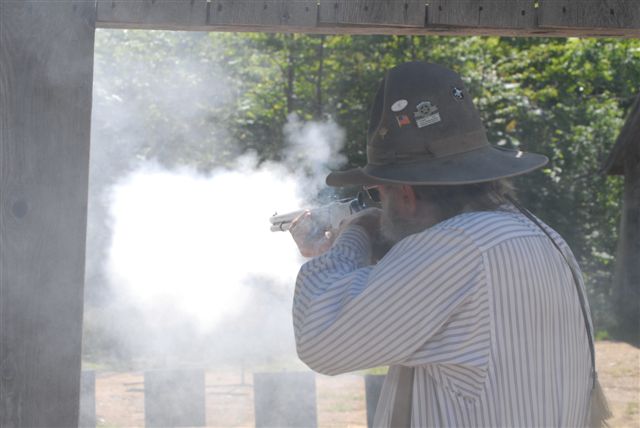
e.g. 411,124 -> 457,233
367,129 -> 489,166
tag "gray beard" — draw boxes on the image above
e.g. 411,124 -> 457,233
380,200 -> 434,245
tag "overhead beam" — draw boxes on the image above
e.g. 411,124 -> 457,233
97,0 -> 640,37
319,0 -> 425,27
538,0 -> 640,33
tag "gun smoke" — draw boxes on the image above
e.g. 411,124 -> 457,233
84,30 -> 348,369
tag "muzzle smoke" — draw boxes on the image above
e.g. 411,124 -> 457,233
102,122 -> 345,365
86,30 -> 348,367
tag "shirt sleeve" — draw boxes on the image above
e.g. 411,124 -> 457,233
292,224 -> 483,376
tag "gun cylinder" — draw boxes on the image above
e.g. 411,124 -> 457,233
269,191 -> 379,233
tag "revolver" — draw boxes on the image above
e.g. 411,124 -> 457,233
270,191 -> 379,232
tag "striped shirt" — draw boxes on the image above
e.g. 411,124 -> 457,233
293,207 -> 592,427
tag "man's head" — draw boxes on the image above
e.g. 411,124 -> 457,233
376,180 -> 514,243
325,61 -> 546,242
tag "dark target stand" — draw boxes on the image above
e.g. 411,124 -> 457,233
1,1 -> 639,425
144,369 -> 206,427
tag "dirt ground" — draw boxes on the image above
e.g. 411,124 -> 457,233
595,341 -> 640,428
94,341 -> 639,427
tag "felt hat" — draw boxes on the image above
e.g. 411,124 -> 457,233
326,62 -> 548,187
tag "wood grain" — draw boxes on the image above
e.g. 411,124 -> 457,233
96,21 -> 640,37
0,1 -> 94,426
427,0 -> 535,29
539,0 -> 640,30
79,371 -> 96,428
98,0 -> 317,28
208,0 -> 316,27
97,0 -> 209,28
319,0 -> 425,26
96,0 -> 640,35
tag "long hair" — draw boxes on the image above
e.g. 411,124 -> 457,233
412,179 -> 515,224
380,180 -> 516,244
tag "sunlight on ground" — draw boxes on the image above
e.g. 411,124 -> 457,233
596,341 -> 640,428
92,341 -> 639,427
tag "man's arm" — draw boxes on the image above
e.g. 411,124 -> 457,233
292,224 -> 482,375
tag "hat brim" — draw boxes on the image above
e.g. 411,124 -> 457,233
326,146 -> 548,187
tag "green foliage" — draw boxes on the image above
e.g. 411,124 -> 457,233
362,366 -> 389,375
92,30 -> 640,339
595,330 -> 610,341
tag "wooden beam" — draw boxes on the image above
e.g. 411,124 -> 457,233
96,0 -> 640,37
209,0 -> 316,27
539,0 -> 640,33
97,0 -> 316,30
0,1 -> 95,426
319,0 -> 425,27
427,0 -> 535,30
96,0 -> 209,28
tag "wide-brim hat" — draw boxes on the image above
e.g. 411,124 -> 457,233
326,62 -> 548,187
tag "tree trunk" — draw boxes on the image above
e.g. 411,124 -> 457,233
315,35 -> 325,120
285,34 -> 295,115
613,138 -> 640,344
409,35 -> 418,61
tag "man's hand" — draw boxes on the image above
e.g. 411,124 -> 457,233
290,207 -> 390,261
289,211 -> 336,258
338,207 -> 382,237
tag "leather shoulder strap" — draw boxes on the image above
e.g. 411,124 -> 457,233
505,196 -> 596,388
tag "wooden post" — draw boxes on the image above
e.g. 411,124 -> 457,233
79,371 -> 96,428
144,370 -> 206,427
253,372 -> 317,428
0,1 -> 95,426
364,374 -> 385,428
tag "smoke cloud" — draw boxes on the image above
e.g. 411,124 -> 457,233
85,30 -> 348,368
106,140 -> 337,333
102,121 -> 345,366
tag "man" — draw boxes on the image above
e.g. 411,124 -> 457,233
290,62 -> 599,427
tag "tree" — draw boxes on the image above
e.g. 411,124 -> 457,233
89,30 -> 640,341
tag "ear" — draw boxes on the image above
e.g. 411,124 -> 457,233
399,185 -> 418,217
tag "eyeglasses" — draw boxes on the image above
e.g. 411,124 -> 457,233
363,186 -> 381,203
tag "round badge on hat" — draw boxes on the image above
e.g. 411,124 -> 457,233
391,99 -> 408,112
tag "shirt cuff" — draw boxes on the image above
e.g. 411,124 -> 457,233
332,225 -> 372,264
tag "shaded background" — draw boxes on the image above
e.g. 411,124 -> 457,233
84,33 -> 640,366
